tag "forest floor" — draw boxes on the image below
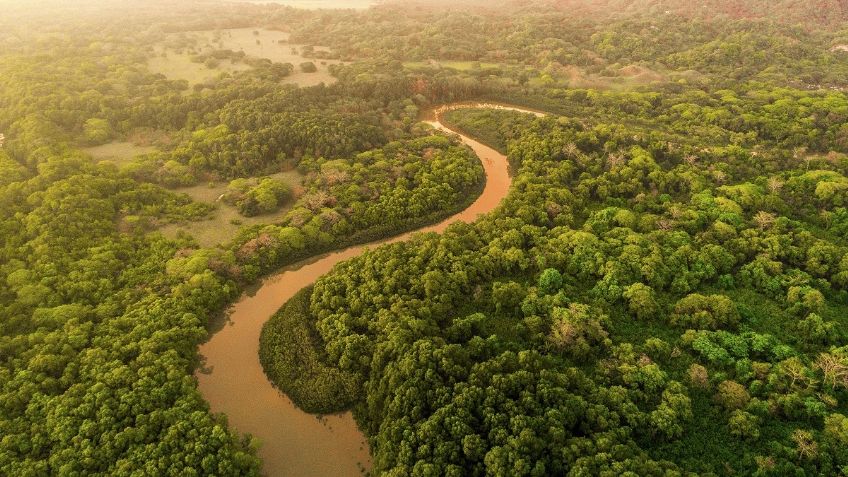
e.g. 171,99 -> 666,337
160,170 -> 305,247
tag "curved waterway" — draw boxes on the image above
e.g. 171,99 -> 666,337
196,103 -> 545,476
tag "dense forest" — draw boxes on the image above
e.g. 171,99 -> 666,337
2,0 -> 848,475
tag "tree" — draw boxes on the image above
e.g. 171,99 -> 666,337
824,413 -> 848,446
787,286 -> 825,316
83,118 -> 112,145
715,380 -> 751,410
797,313 -> 836,345
729,410 -> 760,440
671,294 -> 740,330
793,429 -> 819,460
547,303 -> 610,360
623,283 -> 659,320
688,363 -> 710,389
538,268 -> 563,295
753,211 -> 776,229
816,352 -> 848,391
650,382 -> 693,439
492,281 -> 525,314
224,177 -> 293,216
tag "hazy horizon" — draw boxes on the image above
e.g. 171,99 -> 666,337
229,0 -> 375,8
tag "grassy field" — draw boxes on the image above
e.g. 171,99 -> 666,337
152,28 -> 342,87
83,141 -> 158,164
403,60 -> 503,71
525,63 -> 670,90
148,53 -> 251,86
159,170 -> 305,248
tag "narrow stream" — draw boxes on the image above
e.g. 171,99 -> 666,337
195,104 -> 544,476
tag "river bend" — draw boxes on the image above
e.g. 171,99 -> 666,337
196,104 -> 544,476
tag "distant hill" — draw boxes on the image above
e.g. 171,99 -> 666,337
576,0 -> 848,27
384,0 -> 848,27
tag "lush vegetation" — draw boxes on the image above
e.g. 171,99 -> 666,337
300,101 -> 848,475
3,0 -> 848,475
0,3 -> 483,474
259,286 -> 360,414
223,177 -> 293,217
225,135 -> 484,281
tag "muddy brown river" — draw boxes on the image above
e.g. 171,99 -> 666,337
195,104 -> 544,476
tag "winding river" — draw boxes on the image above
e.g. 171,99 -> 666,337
195,104 -> 545,476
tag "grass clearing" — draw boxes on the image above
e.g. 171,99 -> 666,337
153,28 -> 343,87
404,60 -> 503,71
83,141 -> 158,164
148,53 -> 250,86
160,170 -> 305,248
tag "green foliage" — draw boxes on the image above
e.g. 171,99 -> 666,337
230,135 -> 484,280
224,177 -> 293,217
537,268 -> 563,295
492,281 -> 525,314
728,410 -> 761,440
82,118 -> 112,145
259,287 -> 360,413
300,90 -> 848,474
547,303 -> 611,360
441,108 -> 539,154
0,156 -> 258,475
671,293 -> 740,330
623,282 -> 659,320
715,380 -> 751,410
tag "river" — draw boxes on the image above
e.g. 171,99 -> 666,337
195,104 -> 544,476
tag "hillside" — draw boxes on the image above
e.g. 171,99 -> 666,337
386,0 -> 848,27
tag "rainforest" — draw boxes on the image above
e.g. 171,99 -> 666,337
2,0 -> 848,476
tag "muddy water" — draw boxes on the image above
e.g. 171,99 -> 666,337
195,104 -> 543,476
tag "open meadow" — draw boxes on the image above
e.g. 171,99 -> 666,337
160,170 -> 305,248
149,28 -> 342,87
